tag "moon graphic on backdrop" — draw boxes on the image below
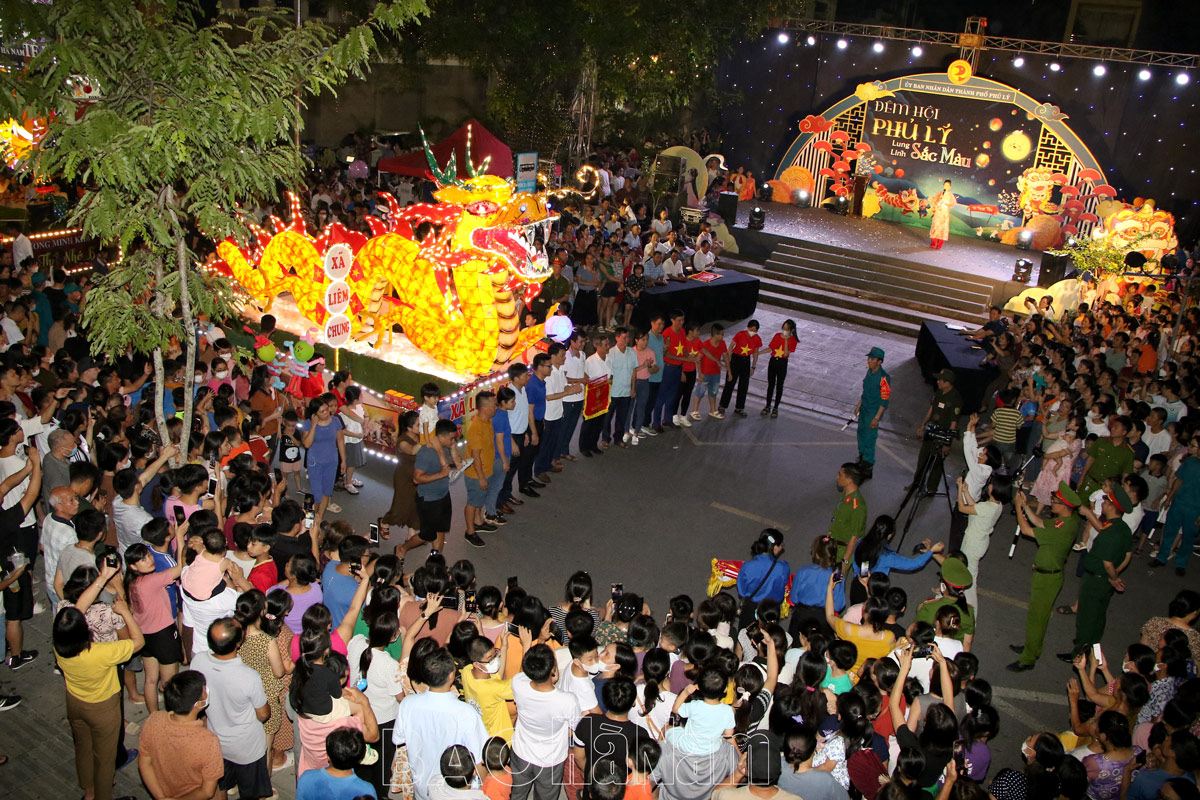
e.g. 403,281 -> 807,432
1001,131 -> 1032,162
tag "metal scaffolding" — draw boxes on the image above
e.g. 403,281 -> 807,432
785,19 -> 1200,69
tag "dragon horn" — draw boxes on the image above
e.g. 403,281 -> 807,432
420,124 -> 461,187
464,124 -> 492,179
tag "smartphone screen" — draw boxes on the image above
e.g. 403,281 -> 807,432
207,478 -> 217,496
611,582 -> 623,601
273,468 -> 283,483
303,493 -> 315,514
464,590 -> 477,613
832,571 -> 843,584
368,523 -> 380,545
507,576 -> 519,590
172,506 -> 186,525
304,510 -> 315,529
440,594 -> 459,610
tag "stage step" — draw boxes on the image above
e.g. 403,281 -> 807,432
755,259 -> 984,323
750,276 -> 968,338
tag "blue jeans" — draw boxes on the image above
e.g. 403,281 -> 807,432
485,461 -> 505,516
535,418 -> 562,474
653,363 -> 683,425
633,380 -> 651,432
559,401 -> 582,457
606,396 -> 632,441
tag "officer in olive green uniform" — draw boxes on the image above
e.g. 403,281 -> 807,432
830,462 -> 867,564
1076,418 -> 1136,497
914,558 -> 975,644
909,369 -> 963,495
855,347 -> 891,479
1059,486 -> 1135,661
1007,481 -> 1082,672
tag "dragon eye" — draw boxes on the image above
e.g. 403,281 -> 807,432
466,200 -> 499,216
519,204 -> 527,213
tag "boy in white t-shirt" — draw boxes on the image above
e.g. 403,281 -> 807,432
419,382 -> 465,474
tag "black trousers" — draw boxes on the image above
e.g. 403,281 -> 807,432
580,412 -> 607,453
676,371 -> 697,416
765,357 -> 789,407
720,355 -> 752,411
503,429 -> 534,502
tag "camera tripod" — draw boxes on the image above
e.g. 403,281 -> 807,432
894,438 -> 955,551
1006,450 -> 1041,558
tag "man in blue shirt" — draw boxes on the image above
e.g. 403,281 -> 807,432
397,419 -> 456,560
321,534 -> 370,626
640,314 -> 665,435
296,727 -> 377,799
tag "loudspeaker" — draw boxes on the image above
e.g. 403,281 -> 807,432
716,191 -> 738,223
1038,253 -> 1071,287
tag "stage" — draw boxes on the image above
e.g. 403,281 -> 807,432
728,201 -> 1043,284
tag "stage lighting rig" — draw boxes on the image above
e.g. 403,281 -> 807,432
1012,258 -> 1033,282
749,207 -> 766,230
1016,230 -> 1034,250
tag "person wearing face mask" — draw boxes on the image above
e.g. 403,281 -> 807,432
987,731 -> 1068,800
558,634 -> 604,717
461,634 -> 517,741
137,670 -> 223,800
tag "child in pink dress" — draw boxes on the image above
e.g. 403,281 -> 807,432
1031,425 -> 1083,512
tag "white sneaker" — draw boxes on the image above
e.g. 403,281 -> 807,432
622,432 -> 632,444
630,435 -> 639,446
351,477 -> 364,487
678,415 -> 693,428
671,414 -> 681,425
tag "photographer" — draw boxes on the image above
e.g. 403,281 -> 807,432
949,415 -> 1002,552
907,369 -> 962,497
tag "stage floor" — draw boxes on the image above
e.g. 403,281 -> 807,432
731,202 -> 1041,283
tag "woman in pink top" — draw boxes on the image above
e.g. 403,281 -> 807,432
124,531 -> 186,714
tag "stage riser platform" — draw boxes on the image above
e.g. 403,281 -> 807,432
764,254 -> 989,317
732,260 -> 966,337
773,241 -> 1003,301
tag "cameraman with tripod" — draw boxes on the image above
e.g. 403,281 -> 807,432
906,369 -> 963,498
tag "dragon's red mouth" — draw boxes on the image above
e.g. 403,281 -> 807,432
470,216 -> 554,281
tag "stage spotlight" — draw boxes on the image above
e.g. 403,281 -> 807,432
836,39 -> 848,50
544,315 -> 574,343
834,195 -> 850,216
795,189 -> 812,208
1093,64 -> 1107,77
1012,258 -> 1034,282
1177,72 -> 1191,86
749,207 -> 766,230
911,45 -> 924,57
872,41 -> 884,53
1013,56 -> 1025,67
1138,68 -> 1152,81
1016,230 -> 1034,250
777,32 -> 790,44
1049,62 -> 1061,72
806,35 -> 816,46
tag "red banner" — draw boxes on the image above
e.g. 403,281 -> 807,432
582,377 -> 611,420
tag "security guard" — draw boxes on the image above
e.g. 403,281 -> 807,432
855,346 -> 891,479
829,462 -> 867,565
1058,485 -> 1135,661
1006,481 -> 1082,672
914,558 -> 975,646
908,369 -> 962,495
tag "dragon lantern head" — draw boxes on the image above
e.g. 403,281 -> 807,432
422,125 -> 556,283
1103,199 -> 1178,263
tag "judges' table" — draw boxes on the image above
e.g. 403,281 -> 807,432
915,321 -> 999,413
630,269 -> 760,330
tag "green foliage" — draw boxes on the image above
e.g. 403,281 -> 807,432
1049,233 -> 1155,279
413,0 -> 805,153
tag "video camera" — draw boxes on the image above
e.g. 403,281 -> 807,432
922,423 -> 958,447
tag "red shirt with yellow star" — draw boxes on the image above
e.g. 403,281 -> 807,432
769,333 -> 798,360
731,330 -> 762,358
663,326 -> 689,366
683,336 -> 703,373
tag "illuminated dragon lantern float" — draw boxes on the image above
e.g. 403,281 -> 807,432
214,127 -> 556,376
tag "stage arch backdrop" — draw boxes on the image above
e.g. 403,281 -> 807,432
770,72 -> 1115,249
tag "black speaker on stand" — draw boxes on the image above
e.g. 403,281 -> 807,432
717,191 -> 738,224
1038,253 -> 1072,287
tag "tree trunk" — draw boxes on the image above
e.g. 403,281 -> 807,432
178,237 -> 198,463
151,256 -> 171,461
